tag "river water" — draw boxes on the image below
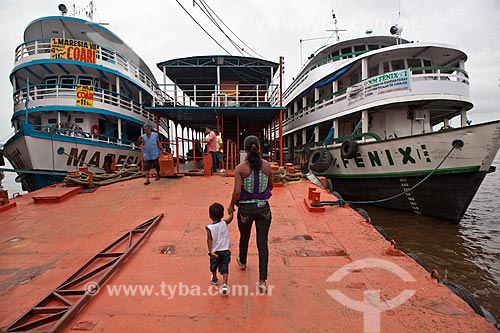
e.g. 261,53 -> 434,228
1,155 -> 499,324
359,153 -> 500,325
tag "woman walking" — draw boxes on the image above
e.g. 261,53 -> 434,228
228,135 -> 274,293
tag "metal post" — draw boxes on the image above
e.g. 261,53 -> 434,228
279,56 -> 284,166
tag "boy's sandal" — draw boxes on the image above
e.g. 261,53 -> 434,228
211,276 -> 219,285
220,284 -> 229,296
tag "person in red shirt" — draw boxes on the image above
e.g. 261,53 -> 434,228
204,126 -> 217,174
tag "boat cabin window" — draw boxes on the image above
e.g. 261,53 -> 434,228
407,58 -> 423,74
48,118 -> 57,124
60,76 -> 75,89
341,47 -> 352,57
75,118 -> 84,123
369,64 -> 379,77
78,77 -> 93,86
383,62 -> 390,73
391,59 -> 405,71
422,59 -> 432,73
44,77 -> 57,92
354,45 -> 366,52
368,44 -> 379,51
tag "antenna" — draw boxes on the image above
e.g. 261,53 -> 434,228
86,0 -> 94,21
326,10 -> 346,42
390,0 -> 404,44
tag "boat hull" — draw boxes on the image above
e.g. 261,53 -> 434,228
331,170 -> 490,222
310,121 -> 500,223
3,125 -> 141,192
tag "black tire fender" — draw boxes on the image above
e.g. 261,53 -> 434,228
406,252 -> 428,271
374,225 -> 391,241
309,149 -> 334,173
341,139 -> 358,159
354,208 -> 371,223
441,280 -> 485,317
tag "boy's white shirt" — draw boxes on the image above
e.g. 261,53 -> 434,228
206,220 -> 230,252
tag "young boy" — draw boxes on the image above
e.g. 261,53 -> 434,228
206,202 -> 233,296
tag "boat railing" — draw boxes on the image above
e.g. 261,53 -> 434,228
283,67 -> 468,127
225,139 -> 238,176
410,66 -> 469,84
160,83 -> 279,107
14,39 -> 160,97
14,84 -> 157,123
27,123 -> 140,148
173,137 -> 204,173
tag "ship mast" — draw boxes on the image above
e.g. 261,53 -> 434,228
326,11 -> 346,42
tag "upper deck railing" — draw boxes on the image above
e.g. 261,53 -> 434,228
161,83 -> 280,108
282,67 -> 470,129
13,84 -> 157,122
14,39 -> 168,99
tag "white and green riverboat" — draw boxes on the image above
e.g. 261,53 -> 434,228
277,32 -> 500,222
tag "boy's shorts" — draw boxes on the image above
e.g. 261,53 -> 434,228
209,250 -> 231,274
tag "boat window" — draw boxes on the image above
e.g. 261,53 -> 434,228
354,45 -> 366,52
423,59 -> 432,73
94,78 -> 100,88
368,44 -> 379,50
341,47 -> 352,57
60,76 -> 75,89
78,77 -> 93,86
369,64 -> 379,77
44,77 -> 57,93
48,118 -> 57,124
407,58 -> 422,74
75,118 -> 84,123
331,50 -> 340,58
391,59 -> 405,71
383,62 -> 390,73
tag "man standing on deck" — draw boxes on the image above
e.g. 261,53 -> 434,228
138,124 -> 161,185
215,130 -> 224,172
204,126 -> 217,174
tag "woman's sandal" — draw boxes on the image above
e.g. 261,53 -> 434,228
236,256 -> 246,270
257,280 -> 267,294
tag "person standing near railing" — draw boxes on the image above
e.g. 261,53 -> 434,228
215,130 -> 224,172
203,126 -> 217,174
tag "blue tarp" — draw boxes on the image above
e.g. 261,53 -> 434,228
298,63 -> 354,98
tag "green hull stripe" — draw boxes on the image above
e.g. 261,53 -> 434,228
328,165 -> 481,179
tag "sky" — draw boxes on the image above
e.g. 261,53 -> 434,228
0,0 -> 499,144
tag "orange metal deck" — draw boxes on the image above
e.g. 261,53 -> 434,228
0,176 -> 496,332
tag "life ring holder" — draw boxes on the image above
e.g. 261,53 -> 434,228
91,125 -> 100,135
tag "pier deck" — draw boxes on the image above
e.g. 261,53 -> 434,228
0,175 -> 496,332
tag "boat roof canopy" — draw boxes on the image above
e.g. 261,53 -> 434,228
23,16 -> 158,84
157,55 -> 278,88
152,55 -> 281,131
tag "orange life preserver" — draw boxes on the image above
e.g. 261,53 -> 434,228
91,125 -> 100,135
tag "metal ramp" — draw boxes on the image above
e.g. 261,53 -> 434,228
5,214 -> 163,333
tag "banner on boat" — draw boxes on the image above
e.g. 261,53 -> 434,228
50,38 -> 97,64
348,69 -> 410,106
76,84 -> 94,107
